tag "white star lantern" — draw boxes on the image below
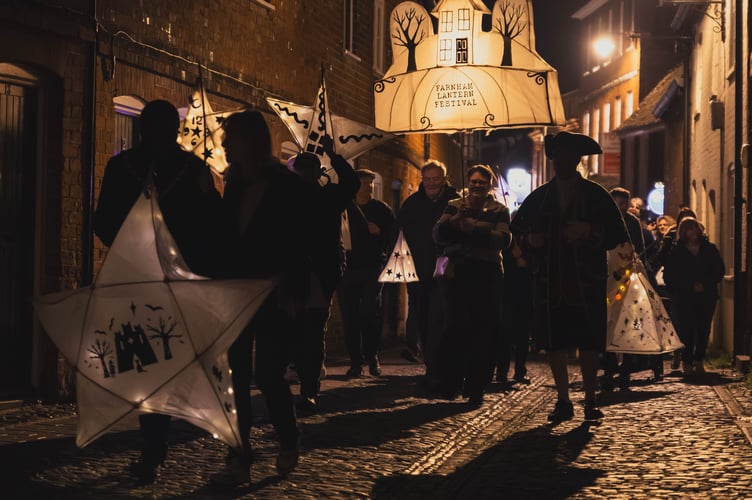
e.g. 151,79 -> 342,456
378,230 -> 419,283
178,83 -> 240,177
33,187 -> 273,448
266,72 -> 395,185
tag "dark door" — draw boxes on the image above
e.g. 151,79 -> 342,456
0,81 -> 37,397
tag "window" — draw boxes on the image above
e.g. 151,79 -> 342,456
440,38 -> 452,62
344,0 -> 359,59
614,96 -> 622,128
113,95 -> 145,155
625,90 -> 634,118
440,10 -> 453,32
603,102 -> 611,133
456,38 -> 468,64
373,171 -> 384,201
458,8 -> 470,30
582,111 -> 591,136
593,108 -> 600,142
373,0 -> 385,74
592,108 -> 600,174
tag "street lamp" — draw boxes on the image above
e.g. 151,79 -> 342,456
593,36 -> 616,61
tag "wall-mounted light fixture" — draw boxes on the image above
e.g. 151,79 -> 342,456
659,0 -> 725,42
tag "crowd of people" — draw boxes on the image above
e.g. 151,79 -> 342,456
95,99 -> 726,486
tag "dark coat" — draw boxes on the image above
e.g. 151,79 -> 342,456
305,155 -> 360,295
510,175 -> 629,350
395,183 -> 460,280
344,198 -> 395,271
222,161 -> 312,280
93,145 -> 223,277
663,238 -> 725,303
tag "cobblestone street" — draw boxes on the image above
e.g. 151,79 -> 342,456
2,349 -> 752,499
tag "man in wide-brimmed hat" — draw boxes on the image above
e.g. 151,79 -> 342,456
510,131 -> 629,423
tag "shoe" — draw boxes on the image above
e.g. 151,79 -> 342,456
683,362 -> 694,377
368,357 -> 382,376
297,396 -> 317,416
584,400 -> 604,420
400,348 -> 420,363
346,365 -> 362,377
210,455 -> 251,487
695,362 -> 706,374
514,375 -> 531,385
129,459 -> 161,484
547,399 -> 574,422
671,352 -> 681,370
467,393 -> 484,406
275,446 -> 299,476
653,370 -> 664,381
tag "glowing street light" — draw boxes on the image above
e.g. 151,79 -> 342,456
593,36 -> 616,60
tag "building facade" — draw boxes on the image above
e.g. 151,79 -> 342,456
538,0 -> 750,361
0,0 -> 461,399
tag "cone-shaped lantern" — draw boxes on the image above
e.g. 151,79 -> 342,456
379,230 -> 419,283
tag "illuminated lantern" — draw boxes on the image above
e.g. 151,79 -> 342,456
34,186 -> 274,447
374,0 -> 565,134
178,82 -> 241,176
379,230 -> 419,283
267,71 -> 395,185
606,244 -> 683,354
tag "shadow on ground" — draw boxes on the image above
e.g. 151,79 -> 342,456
371,421 -> 605,499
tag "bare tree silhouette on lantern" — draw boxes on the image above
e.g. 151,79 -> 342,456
146,315 -> 180,360
494,1 -> 527,66
87,339 -> 114,378
392,7 -> 427,72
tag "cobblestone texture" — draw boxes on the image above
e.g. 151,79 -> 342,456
1,351 -> 751,499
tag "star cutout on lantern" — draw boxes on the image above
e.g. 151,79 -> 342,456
379,229 -> 419,283
178,81 -> 242,177
266,69 -> 395,185
33,186 -> 274,448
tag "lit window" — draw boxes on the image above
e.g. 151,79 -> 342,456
614,97 -> 622,128
440,38 -> 452,62
603,102 -> 611,132
583,112 -> 591,137
113,95 -> 145,155
626,90 -> 634,118
440,10 -> 453,32
458,8 -> 470,30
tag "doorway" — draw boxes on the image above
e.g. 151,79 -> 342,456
0,77 -> 38,397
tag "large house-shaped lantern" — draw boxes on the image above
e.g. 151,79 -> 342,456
374,0 -> 566,134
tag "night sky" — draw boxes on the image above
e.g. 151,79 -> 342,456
531,0 -> 587,93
